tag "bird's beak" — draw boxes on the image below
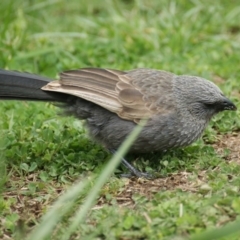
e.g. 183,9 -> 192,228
222,98 -> 237,111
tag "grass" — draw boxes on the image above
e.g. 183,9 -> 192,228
1,0 -> 240,239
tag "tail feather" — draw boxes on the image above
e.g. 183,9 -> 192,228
0,69 -> 68,102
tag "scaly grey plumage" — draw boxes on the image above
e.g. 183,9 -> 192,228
0,68 -> 237,177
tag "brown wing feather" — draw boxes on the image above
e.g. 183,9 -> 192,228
42,68 -> 176,122
42,68 -> 125,113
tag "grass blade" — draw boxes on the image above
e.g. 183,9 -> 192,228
61,120 -> 147,240
189,218 -> 240,240
26,178 -> 90,240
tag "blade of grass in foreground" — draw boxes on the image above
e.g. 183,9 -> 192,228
26,179 -> 90,240
61,120 -> 147,240
27,119 -> 146,240
189,218 -> 240,240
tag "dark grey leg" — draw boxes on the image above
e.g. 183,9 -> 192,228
109,149 -> 154,179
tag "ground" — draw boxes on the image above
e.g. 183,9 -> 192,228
2,134 -> 240,239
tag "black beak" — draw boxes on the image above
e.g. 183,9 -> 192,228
222,98 -> 237,111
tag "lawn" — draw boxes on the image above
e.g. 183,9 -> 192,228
1,0 -> 240,239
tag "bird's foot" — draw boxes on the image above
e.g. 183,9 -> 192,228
120,158 -> 154,179
120,171 -> 153,179
109,149 -> 154,179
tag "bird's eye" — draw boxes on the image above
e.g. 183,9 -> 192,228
203,102 -> 215,108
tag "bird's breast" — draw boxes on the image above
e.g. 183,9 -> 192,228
130,114 -> 209,152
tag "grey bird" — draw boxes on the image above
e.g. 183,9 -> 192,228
0,68 -> 237,178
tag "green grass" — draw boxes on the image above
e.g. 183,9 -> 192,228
1,0 -> 240,239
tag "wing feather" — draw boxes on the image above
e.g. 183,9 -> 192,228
42,68 -> 176,122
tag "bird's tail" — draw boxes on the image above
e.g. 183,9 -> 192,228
0,69 -> 67,102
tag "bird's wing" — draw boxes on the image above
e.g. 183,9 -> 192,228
42,68 -> 123,112
42,68 -> 176,122
119,69 -> 176,121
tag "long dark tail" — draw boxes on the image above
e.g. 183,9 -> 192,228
0,69 -> 68,102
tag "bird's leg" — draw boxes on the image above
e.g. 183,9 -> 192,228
120,158 -> 153,179
109,149 -> 153,179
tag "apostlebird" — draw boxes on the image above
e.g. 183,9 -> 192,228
0,68 -> 237,178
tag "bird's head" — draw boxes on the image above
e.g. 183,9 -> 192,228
173,75 -> 237,120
